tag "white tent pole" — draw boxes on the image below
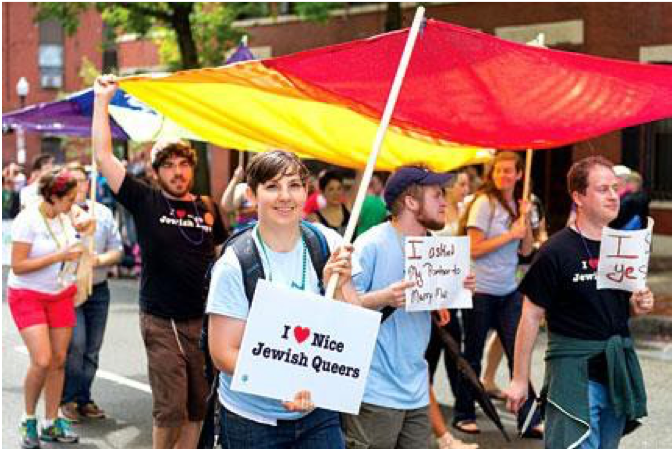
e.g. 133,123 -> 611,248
325,6 -> 426,299
521,33 -> 545,203
88,154 -> 97,295
522,148 -> 533,201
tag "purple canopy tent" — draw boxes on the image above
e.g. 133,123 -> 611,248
2,43 -> 257,141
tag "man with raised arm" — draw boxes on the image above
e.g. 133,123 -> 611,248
92,75 -> 227,449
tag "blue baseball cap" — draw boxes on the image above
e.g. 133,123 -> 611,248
383,167 -> 454,208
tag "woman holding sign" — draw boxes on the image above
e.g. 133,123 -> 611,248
206,151 -> 359,448
452,152 -> 543,437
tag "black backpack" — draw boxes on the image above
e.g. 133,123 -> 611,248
198,220 -> 331,449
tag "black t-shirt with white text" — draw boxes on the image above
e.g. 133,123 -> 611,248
520,227 -> 631,340
519,228 -> 631,383
115,174 -> 227,319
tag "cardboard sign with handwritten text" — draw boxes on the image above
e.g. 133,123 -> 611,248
404,236 -> 472,311
596,217 -> 654,292
231,280 -> 380,414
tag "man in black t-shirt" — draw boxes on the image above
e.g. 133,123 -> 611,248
504,156 -> 654,449
93,75 -> 227,449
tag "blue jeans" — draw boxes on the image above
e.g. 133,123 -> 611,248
62,282 -> 111,405
220,407 -> 344,449
578,381 -> 626,449
453,291 -> 541,431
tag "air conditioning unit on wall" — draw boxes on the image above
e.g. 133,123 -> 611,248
41,74 -> 63,89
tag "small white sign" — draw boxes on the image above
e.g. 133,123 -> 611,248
231,280 -> 381,414
404,236 -> 472,311
2,219 -> 13,266
597,217 -> 654,292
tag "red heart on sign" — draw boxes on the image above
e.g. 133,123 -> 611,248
589,258 -> 599,270
176,210 -> 186,218
293,326 -> 311,344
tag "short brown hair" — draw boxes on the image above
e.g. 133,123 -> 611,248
567,156 -> 614,196
389,183 -> 424,218
39,167 -> 78,203
150,140 -> 197,171
246,151 -> 309,193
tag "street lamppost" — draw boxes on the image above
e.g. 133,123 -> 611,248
15,77 -> 29,164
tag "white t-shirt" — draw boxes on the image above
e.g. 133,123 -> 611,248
206,223 -> 346,425
19,183 -> 41,209
7,204 -> 79,294
466,194 -> 520,295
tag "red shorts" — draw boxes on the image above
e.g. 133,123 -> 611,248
8,285 -> 77,330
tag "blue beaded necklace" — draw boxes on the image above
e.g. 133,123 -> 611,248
255,227 -> 308,291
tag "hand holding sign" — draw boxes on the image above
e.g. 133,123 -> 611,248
385,279 -> 416,308
597,217 -> 654,292
232,280 -> 380,413
404,236 -> 472,311
630,287 -> 655,315
282,390 -> 315,412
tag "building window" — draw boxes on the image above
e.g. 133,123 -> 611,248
646,118 -> 672,201
41,137 -> 63,163
620,119 -> 672,201
38,19 -> 64,89
102,22 -> 118,73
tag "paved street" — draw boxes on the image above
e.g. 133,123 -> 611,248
3,275 -> 671,448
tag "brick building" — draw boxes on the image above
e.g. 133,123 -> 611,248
2,3 -> 112,167
115,2 -> 672,238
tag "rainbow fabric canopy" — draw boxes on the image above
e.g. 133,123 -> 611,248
120,19 -> 672,170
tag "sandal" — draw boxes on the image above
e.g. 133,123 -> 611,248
437,432 -> 479,449
485,387 -> 506,401
521,424 -> 544,439
452,420 -> 481,435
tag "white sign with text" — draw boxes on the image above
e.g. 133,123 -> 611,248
404,236 -> 472,311
597,217 -> 654,292
231,280 -> 381,414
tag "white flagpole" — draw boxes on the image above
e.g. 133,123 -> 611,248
88,155 -> 97,295
325,6 -> 426,299
522,148 -> 533,201
521,34 -> 545,203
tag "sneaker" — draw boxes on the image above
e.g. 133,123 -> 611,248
20,418 -> 40,449
40,418 -> 79,444
60,402 -> 82,423
79,402 -> 106,419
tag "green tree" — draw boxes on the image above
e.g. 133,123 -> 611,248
33,2 -> 350,70
32,2 -> 346,194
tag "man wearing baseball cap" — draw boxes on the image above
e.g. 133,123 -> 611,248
92,75 -> 227,449
342,166 -> 476,449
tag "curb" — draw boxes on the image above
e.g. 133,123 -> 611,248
630,315 -> 672,339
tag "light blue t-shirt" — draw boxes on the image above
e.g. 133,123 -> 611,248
205,223 -> 344,425
85,201 -> 123,285
466,195 -> 520,295
353,222 -> 431,409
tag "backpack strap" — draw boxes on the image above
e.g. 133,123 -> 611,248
229,226 -> 265,305
228,220 -> 331,303
299,220 -> 331,294
200,195 -> 216,216
380,306 -> 396,323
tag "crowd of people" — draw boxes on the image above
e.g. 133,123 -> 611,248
3,74 -> 656,449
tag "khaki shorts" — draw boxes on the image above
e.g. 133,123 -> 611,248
342,403 -> 430,449
140,312 -> 210,428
